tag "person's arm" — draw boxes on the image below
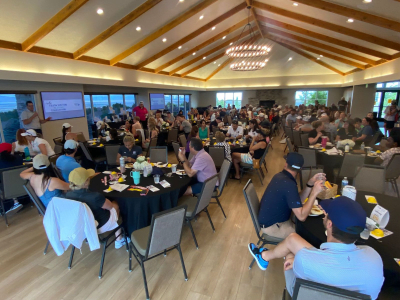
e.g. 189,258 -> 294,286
292,180 -> 325,221
116,153 -> 122,165
299,173 -> 326,203
22,112 -> 38,125
40,117 -> 51,124
20,167 -> 34,180
308,132 -> 322,145
38,144 -> 48,156
207,127 -> 210,139
236,127 -> 243,139
373,157 -> 383,165
11,142 -> 16,154
50,178 -> 70,191
178,148 -> 198,177
355,134 -> 366,141
226,128 -> 231,137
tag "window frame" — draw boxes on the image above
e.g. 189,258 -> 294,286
295,90 -> 329,106
216,91 -> 243,108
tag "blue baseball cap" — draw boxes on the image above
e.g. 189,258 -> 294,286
320,196 -> 366,234
285,152 -> 304,170
64,139 -> 78,150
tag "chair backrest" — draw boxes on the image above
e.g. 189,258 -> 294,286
172,142 -> 181,163
270,123 -> 276,137
149,146 -> 168,163
208,146 -> 225,168
286,138 -> 294,153
293,130 -> 302,148
386,153 -> 400,179
298,147 -> 317,169
243,180 -> 262,238
53,137 -> 63,146
54,144 -> 63,155
285,126 -> 294,142
76,132 -> 86,142
179,134 -> 187,148
51,162 -> 64,181
136,129 -> 145,142
300,168 -> 324,190
48,154 -> 61,165
353,165 -> 385,194
104,145 -> 120,166
79,142 -> 93,162
193,174 -> 219,216
216,159 -> 232,195
24,181 -> 46,216
145,205 -> 187,258
368,131 -> 381,147
0,165 -> 28,200
300,133 -> 309,147
339,153 -> 365,179
167,128 -> 178,143
227,115 -> 232,125
212,126 -> 219,135
292,278 -> 371,300
258,144 -> 270,166
145,138 -> 158,158
144,129 -> 149,139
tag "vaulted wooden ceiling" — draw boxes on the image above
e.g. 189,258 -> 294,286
0,0 -> 399,84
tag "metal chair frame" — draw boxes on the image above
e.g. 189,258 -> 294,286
240,144 -> 270,185
211,160 -> 232,218
385,153 -> 400,197
149,146 -> 168,164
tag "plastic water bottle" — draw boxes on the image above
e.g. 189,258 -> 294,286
341,177 -> 348,194
345,143 -> 350,153
24,147 -> 30,160
361,142 -> 365,151
120,157 -> 125,173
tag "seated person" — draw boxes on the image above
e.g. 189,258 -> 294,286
106,129 -> 121,145
120,120 -> 132,132
334,112 -> 346,129
56,140 -> 81,182
249,197 -> 384,300
178,115 -> 192,137
209,116 -> 222,134
308,121 -> 328,145
96,121 -> 110,137
177,138 -> 218,196
185,126 -> 199,158
258,113 -> 270,129
258,153 -> 325,238
226,120 -> 243,139
232,129 -> 268,180
198,120 -> 209,139
320,115 -> 336,137
66,168 -> 126,249
131,116 -> 143,138
21,129 -> 55,156
12,129 -> 36,156
286,109 -> 298,126
61,123 -> 78,144
155,112 -> 164,128
374,129 -> 400,166
20,154 -> 70,207
246,119 -> 259,139
117,135 -> 142,164
336,119 -> 357,141
354,118 -> 362,133
354,117 -> 374,144
294,116 -> 313,132
215,131 -> 232,162
165,111 -> 175,125
143,121 -> 159,149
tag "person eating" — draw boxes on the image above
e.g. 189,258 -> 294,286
308,121 -> 329,145
226,120 -> 243,139
21,129 -> 55,157
116,135 -> 142,164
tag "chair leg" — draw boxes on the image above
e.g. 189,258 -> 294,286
177,244 -> 188,281
68,246 -> 75,269
122,227 -> 129,252
98,242 -> 107,279
257,170 -> 263,186
186,220 -> 199,249
240,168 -> 244,183
164,249 -> 167,257
204,208 -> 215,232
140,260 -> 150,300
215,196 -> 226,219
1,200 -> 8,227
129,244 -> 133,272
394,180 -> 400,198
44,240 -> 50,255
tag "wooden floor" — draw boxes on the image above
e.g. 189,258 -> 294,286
1,137 -> 398,300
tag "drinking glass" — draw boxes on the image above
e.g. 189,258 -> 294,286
153,175 -> 160,184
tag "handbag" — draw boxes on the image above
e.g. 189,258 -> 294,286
252,159 -> 260,169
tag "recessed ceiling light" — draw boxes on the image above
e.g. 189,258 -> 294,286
229,43 -> 233,46
179,0 -> 184,2
97,8 -> 104,15
317,57 -> 320,60
265,59 -> 269,62
214,61 -> 216,64
218,64 -> 221,66
192,52 -> 196,55
288,57 -> 293,61
162,38 -> 167,42
203,56 -> 206,59
363,0 -> 372,3
199,15 -> 204,20
136,26 -> 141,31
222,36 -> 226,39
293,2 -> 299,6
347,18 -> 354,23
178,46 -> 182,49
320,55 -> 323,57
212,26 -> 216,30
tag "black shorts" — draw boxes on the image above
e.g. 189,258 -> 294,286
385,121 -> 395,129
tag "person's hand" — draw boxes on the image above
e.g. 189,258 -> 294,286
311,180 -> 325,195
284,257 -> 294,271
178,147 -> 186,161
46,117 -> 52,121
32,112 -> 38,118
309,173 -> 326,185
316,131 -> 323,138
126,157 -> 133,163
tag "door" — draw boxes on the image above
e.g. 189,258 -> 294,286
377,91 -> 399,120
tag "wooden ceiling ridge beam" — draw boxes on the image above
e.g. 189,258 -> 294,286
135,2 -> 246,70
110,0 -> 218,66
168,29 -> 252,76
155,17 -> 252,74
256,14 -> 391,61
22,0 -> 90,52
205,57 -> 233,81
73,0 -> 164,59
246,0 -> 264,38
290,0 -> 400,33
259,25 -> 378,66
252,1 -> 400,51
180,52 -> 226,77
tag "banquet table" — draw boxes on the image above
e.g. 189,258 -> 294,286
296,191 -> 400,300
89,168 -> 191,235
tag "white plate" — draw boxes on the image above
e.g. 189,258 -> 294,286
176,170 -> 187,176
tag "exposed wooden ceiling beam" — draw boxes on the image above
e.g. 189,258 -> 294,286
155,18 -> 251,74
246,0 -> 264,38
256,14 -> 391,60
73,0 -> 163,59
205,58 -> 233,81
261,25 -> 378,66
110,0 -> 218,66
181,52 -> 226,77
22,0 -> 89,52
253,1 -> 400,51
135,2 -> 246,69
169,29 -> 253,76
291,0 -> 400,33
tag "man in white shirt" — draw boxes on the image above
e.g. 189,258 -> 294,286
20,101 -> 51,135
226,120 -> 243,139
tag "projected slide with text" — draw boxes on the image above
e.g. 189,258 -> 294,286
41,92 -> 85,121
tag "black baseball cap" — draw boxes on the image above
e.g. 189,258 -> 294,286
232,120 -> 238,125
320,197 -> 366,234
285,152 -> 304,170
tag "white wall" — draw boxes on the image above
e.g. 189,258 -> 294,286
350,84 -> 377,119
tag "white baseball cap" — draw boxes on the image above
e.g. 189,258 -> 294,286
62,123 -> 72,128
33,154 -> 50,170
96,121 -> 104,129
258,113 -> 265,118
21,129 -> 37,137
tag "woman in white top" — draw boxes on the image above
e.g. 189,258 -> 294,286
246,119 -> 259,139
12,128 -> 36,156
155,112 -> 164,128
21,129 -> 55,156
61,123 -> 77,144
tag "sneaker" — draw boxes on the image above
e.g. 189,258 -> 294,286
248,243 -> 269,271
115,238 -> 126,249
279,138 -> 287,144
6,203 -> 23,215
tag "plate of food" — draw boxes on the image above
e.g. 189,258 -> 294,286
176,170 -> 187,176
310,205 -> 324,216
125,163 -> 134,168
326,142 -> 333,146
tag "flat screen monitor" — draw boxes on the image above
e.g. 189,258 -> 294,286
149,93 -> 165,110
40,92 -> 85,121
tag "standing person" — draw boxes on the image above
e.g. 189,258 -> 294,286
20,101 -> 51,135
56,140 -> 81,182
12,129 -> 36,156
132,101 -> 148,129
338,97 -> 348,113
384,101 -> 398,137
21,129 -> 55,157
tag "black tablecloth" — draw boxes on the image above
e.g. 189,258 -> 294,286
89,168 -> 191,235
204,144 -> 249,154
296,192 -> 400,300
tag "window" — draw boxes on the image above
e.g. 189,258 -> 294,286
92,95 -> 109,121
163,94 -> 190,116
124,94 -> 136,111
216,92 -> 242,108
164,95 -> 171,111
179,95 -> 185,114
295,91 -> 328,106
110,94 -> 123,114
84,95 -> 93,139
172,95 -> 179,116
385,81 -> 400,88
376,83 -> 384,88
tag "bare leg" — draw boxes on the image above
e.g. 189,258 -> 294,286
184,186 -> 193,196
261,233 -> 312,262
232,153 -> 242,179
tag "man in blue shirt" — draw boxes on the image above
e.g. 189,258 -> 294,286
249,197 -> 384,300
258,152 -> 325,239
56,140 -> 81,182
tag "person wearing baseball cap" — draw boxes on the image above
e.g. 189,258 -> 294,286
20,154 -> 70,207
248,196 -> 384,299
55,140 -> 81,182
209,116 -> 222,134
258,113 -> 271,129
21,129 -> 55,157
65,167 -> 126,249
257,152 -> 325,240
61,123 -> 78,144
227,120 -> 243,139
294,115 -> 313,133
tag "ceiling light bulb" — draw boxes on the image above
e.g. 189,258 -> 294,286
162,38 -> 167,42
218,64 -> 221,66
178,46 -> 182,49
192,52 -> 196,55
265,59 -> 268,62
363,0 -> 372,3
212,27 -> 216,30
199,15 -> 204,20
347,18 -> 354,23
97,8 -> 104,15
136,26 -> 141,31
222,36 -> 226,39
288,57 -> 293,61
203,57 -> 206,59
320,55 -> 323,57
293,2 -> 299,6
179,0 -> 184,2
230,43 -> 233,46
214,61 -> 216,64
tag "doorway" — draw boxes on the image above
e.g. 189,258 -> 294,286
374,91 -> 399,120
